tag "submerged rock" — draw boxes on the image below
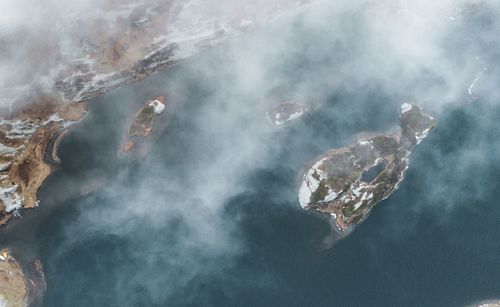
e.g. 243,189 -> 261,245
298,104 -> 436,231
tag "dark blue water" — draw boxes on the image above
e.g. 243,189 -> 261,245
6,6 -> 500,307
32,73 -> 500,307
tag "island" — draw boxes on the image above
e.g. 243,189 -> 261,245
120,96 -> 166,156
298,103 -> 436,231
266,101 -> 308,126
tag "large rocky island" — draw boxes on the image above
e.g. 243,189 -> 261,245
298,103 -> 436,231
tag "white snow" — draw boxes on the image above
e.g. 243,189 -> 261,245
42,113 -> 64,125
467,68 -> 486,99
0,185 -> 22,212
149,99 -> 166,114
298,158 -> 328,208
353,201 -> 363,211
287,110 -> 304,122
0,163 -> 11,172
353,192 -> 373,211
5,120 -> 38,139
361,192 -> 373,201
270,109 -> 304,126
324,190 -> 339,202
400,103 -> 413,113
0,144 -> 17,156
352,184 -> 364,197
415,128 -> 431,144
298,179 -> 315,208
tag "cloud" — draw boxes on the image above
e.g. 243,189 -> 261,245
4,0 -> 500,304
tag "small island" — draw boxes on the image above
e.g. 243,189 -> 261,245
266,101 -> 307,126
298,103 -> 436,231
120,96 -> 166,155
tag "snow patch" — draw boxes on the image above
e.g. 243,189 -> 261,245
415,128 -> 431,144
149,100 -> 166,114
298,158 -> 328,208
353,201 -> 363,211
42,113 -> 64,125
324,190 -> 339,202
0,143 -> 17,156
0,163 -> 11,172
400,103 -> 413,113
0,185 -> 22,212
352,184 -> 364,197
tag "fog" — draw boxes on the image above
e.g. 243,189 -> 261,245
2,0 -> 500,306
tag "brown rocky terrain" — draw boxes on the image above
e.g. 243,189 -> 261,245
0,102 -> 87,225
0,0 -> 317,226
0,249 -> 28,307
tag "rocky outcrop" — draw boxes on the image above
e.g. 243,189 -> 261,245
298,104 -> 436,231
2,0 -> 318,108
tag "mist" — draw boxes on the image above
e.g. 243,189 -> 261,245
3,0 -> 500,306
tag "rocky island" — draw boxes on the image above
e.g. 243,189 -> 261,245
298,103 -> 436,231
120,96 -> 166,156
266,101 -> 308,125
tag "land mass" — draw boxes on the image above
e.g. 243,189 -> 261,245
0,249 -> 46,307
0,101 -> 87,224
0,0 -> 316,226
298,103 -> 436,231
